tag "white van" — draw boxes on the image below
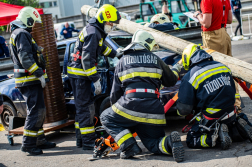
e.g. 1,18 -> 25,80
54,22 -> 79,41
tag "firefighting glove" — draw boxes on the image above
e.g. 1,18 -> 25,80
172,63 -> 183,73
115,47 -> 124,58
38,75 -> 46,88
94,79 -> 102,95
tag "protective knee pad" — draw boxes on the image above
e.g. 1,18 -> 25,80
35,108 -> 46,128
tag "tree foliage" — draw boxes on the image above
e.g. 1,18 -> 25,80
0,0 -> 40,32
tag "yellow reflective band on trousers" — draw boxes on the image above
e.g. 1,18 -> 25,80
112,103 -> 166,125
235,93 -> 240,98
119,72 -> 162,82
117,133 -> 133,147
67,66 -> 97,77
200,135 -> 209,147
23,129 -> 38,137
103,46 -> 112,56
37,129 -> 44,136
159,136 -> 171,155
206,108 -> 221,114
27,63 -> 39,74
80,126 -> 95,135
15,73 -> 48,84
75,122 -> 80,129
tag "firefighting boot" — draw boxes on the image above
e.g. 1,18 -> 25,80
120,143 -> 142,159
218,124 -> 232,150
37,141 -> 56,149
167,131 -> 185,162
83,143 -> 95,150
237,118 -> 252,142
21,146 -> 43,155
76,139 -> 82,148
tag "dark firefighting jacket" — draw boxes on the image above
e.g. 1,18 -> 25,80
9,28 -> 49,87
67,17 -> 117,82
148,22 -> 177,32
110,44 -> 178,126
177,50 -> 236,118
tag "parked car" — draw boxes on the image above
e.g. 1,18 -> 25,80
0,30 -> 183,130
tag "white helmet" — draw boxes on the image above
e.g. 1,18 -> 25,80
131,30 -> 157,51
150,13 -> 170,24
11,6 -> 42,28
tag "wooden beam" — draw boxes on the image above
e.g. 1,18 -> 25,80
81,5 -> 252,84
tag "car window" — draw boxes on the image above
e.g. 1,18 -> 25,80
171,1 -> 186,13
69,42 -> 107,69
110,36 -> 132,48
57,44 -> 66,58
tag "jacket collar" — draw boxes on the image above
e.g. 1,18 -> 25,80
88,17 -> 107,35
189,49 -> 213,69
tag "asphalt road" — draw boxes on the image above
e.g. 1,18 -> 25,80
1,24 -> 252,167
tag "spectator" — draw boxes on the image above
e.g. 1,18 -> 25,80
162,0 -> 172,21
0,36 -> 10,58
60,22 -> 80,39
193,0 -> 232,56
231,0 -> 242,36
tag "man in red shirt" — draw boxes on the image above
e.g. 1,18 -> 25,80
193,0 -> 242,113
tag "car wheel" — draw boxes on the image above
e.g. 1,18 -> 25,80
99,96 -> 111,116
0,102 -> 17,130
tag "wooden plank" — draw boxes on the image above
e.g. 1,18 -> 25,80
9,120 -> 75,135
81,5 -> 252,84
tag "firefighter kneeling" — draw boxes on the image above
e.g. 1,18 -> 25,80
100,30 -> 185,162
177,44 -> 252,150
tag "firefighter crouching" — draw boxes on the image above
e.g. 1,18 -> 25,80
100,30 -> 185,162
67,4 -> 123,150
9,7 -> 56,155
176,44 -> 252,150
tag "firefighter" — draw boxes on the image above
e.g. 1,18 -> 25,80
9,7 -> 56,155
176,44 -> 252,150
100,30 -> 185,162
67,4 -> 123,150
144,14 -> 178,31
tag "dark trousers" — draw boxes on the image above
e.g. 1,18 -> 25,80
234,11 -> 243,36
18,84 -> 46,148
69,78 -> 96,145
100,107 -> 172,154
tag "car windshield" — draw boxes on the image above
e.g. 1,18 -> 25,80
185,0 -> 195,11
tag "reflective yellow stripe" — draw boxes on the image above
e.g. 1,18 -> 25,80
172,70 -> 179,78
117,133 -> 133,146
27,63 -> 39,73
37,129 -> 44,136
158,136 -> 171,155
192,66 -> 231,89
177,110 -> 185,116
235,93 -> 240,98
32,38 -> 36,44
102,46 -> 112,56
200,135 -> 209,147
80,126 -> 95,135
75,122 -> 79,129
112,104 -> 166,125
79,32 -> 84,42
10,37 -> 15,46
67,66 -> 97,77
206,108 -> 221,114
23,129 -> 38,137
99,38 -> 103,46
15,73 -> 48,84
119,72 -> 162,82
196,116 -> 201,122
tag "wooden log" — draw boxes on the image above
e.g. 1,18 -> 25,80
81,5 -> 252,84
